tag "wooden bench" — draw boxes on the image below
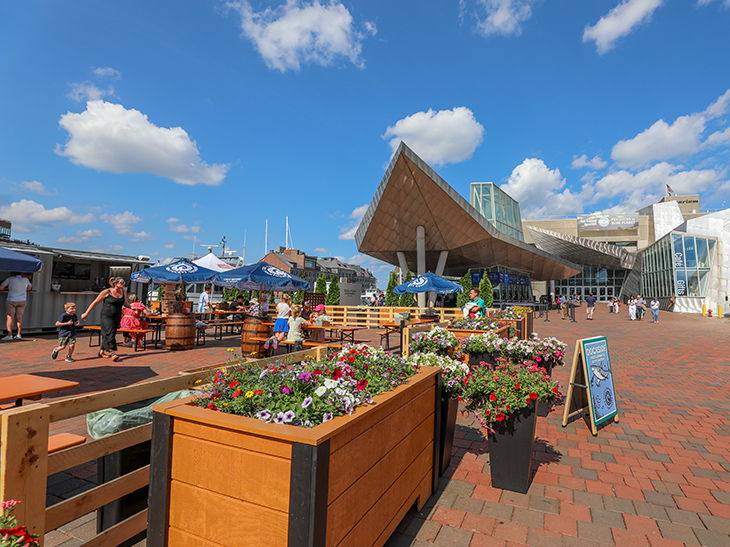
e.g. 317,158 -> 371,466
48,433 -> 86,454
207,321 -> 246,340
250,336 -> 336,356
85,326 -> 155,351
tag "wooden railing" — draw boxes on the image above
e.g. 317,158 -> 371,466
0,347 -> 327,546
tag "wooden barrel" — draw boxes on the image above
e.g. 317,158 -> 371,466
166,314 -> 195,351
241,316 -> 268,358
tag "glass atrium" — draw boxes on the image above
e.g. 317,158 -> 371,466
470,183 -> 525,241
641,232 -> 716,297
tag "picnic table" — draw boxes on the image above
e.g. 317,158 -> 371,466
0,374 -> 79,407
378,318 -> 440,350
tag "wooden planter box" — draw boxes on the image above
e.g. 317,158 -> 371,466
447,324 -> 510,339
148,367 -> 441,547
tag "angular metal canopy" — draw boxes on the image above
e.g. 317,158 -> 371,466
355,143 -> 581,281
528,227 -> 636,270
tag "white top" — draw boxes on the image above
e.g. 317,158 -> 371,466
276,302 -> 291,319
287,316 -> 306,341
198,291 -> 210,312
651,300 -> 660,310
1,275 -> 31,302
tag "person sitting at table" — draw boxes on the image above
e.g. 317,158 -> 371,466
247,297 -> 260,317
301,301 -> 313,321
228,295 -> 247,321
120,294 -> 149,349
287,304 -> 310,351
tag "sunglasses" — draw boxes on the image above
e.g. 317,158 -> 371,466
116,281 -> 126,286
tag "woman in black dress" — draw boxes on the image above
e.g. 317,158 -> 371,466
81,277 -> 129,361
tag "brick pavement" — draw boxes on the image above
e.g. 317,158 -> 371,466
1,309 -> 729,546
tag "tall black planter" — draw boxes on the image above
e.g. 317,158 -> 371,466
439,396 -> 459,476
488,402 -> 537,493
537,362 -> 555,417
468,352 -> 498,369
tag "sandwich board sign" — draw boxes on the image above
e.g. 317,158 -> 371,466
562,336 -> 619,435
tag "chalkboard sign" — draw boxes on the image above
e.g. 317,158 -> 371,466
562,336 -> 619,435
54,261 -> 91,280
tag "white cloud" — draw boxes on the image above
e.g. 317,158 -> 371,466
168,220 -> 201,233
56,100 -> 229,185
698,0 -> 730,7
500,158 -> 584,217
101,211 -> 142,235
88,244 -> 124,253
704,127 -> 730,149
20,180 -> 52,195
383,107 -> 485,166
67,82 -> 114,102
164,243 -> 176,249
339,203 -> 368,240
0,200 -> 94,232
583,0 -> 664,54
611,90 -> 730,169
130,231 -> 154,241
467,0 -> 534,37
93,67 -> 121,79
592,162 -> 723,207
227,0 -> 376,72
347,253 -> 390,273
571,154 -> 608,170
56,229 -> 103,244
313,247 -> 327,253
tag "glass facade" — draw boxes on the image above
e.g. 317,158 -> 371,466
641,232 -> 716,297
554,266 -> 627,301
470,183 -> 525,241
473,266 -> 532,302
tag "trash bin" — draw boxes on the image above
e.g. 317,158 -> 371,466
87,390 -> 193,546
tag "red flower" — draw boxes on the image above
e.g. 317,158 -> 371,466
332,368 -> 343,380
254,389 -> 264,395
489,393 -> 497,402
1,526 -> 36,542
515,383 -> 521,390
230,380 -> 239,388
313,369 -> 322,375
348,356 -> 355,363
356,379 -> 368,390
529,392 -> 538,400
207,402 -> 215,409
496,412 -> 505,421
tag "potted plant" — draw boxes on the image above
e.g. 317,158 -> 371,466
407,352 -> 470,475
459,332 -> 506,368
463,361 -> 561,493
1,500 -> 40,547
409,326 -> 460,356
149,344 -> 442,547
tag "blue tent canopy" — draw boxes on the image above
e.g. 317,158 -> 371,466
393,272 -> 463,295
0,247 -> 42,273
214,261 -> 310,292
130,259 -> 219,284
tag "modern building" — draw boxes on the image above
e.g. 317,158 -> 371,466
470,182 -> 525,241
355,143 -> 581,305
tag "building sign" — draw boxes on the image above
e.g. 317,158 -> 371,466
577,213 -> 639,232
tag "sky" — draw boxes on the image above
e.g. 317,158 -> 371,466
2,0 -> 730,289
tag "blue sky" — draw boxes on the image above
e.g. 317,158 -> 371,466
2,0 -> 730,289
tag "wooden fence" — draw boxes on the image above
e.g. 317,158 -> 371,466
0,347 -> 327,546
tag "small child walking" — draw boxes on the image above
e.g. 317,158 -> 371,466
52,302 -> 79,362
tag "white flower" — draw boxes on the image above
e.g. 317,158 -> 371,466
315,386 -> 327,397
324,378 -> 338,389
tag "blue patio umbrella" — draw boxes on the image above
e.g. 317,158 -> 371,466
393,272 -> 463,295
0,247 -> 43,273
214,261 -> 310,292
130,258 -> 219,284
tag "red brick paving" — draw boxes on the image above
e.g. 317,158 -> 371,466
1,309 -> 729,546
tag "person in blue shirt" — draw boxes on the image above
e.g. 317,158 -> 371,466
466,287 -> 485,318
51,302 -> 79,362
585,293 -> 597,320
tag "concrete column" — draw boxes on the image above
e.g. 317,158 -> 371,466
417,226 -> 426,308
396,252 -> 409,284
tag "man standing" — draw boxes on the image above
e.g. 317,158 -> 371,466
198,286 -> 212,313
1,272 -> 32,340
585,292 -> 597,320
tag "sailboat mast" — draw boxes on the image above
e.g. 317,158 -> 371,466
264,219 -> 268,256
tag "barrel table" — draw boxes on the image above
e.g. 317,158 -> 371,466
165,314 -> 196,350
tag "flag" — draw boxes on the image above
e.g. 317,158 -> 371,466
666,184 -> 675,196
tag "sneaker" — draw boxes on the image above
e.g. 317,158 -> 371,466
272,338 -> 278,349
122,341 -> 134,347
14,334 -> 22,340
2,335 -> 13,341
264,338 -> 270,349
65,357 -> 76,362
51,349 -> 59,360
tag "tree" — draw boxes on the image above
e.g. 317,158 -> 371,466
456,269 -> 473,308
325,279 -> 340,305
479,272 -> 494,308
223,288 -> 249,302
314,274 -> 327,294
399,271 -> 415,307
293,271 -> 307,304
385,270 -> 399,306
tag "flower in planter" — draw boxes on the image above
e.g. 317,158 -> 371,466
459,332 -> 506,357
409,326 -> 460,354
194,344 -> 419,428
449,317 -> 500,330
463,361 -> 562,434
490,306 -> 526,320
1,500 -> 40,546
406,353 -> 470,398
